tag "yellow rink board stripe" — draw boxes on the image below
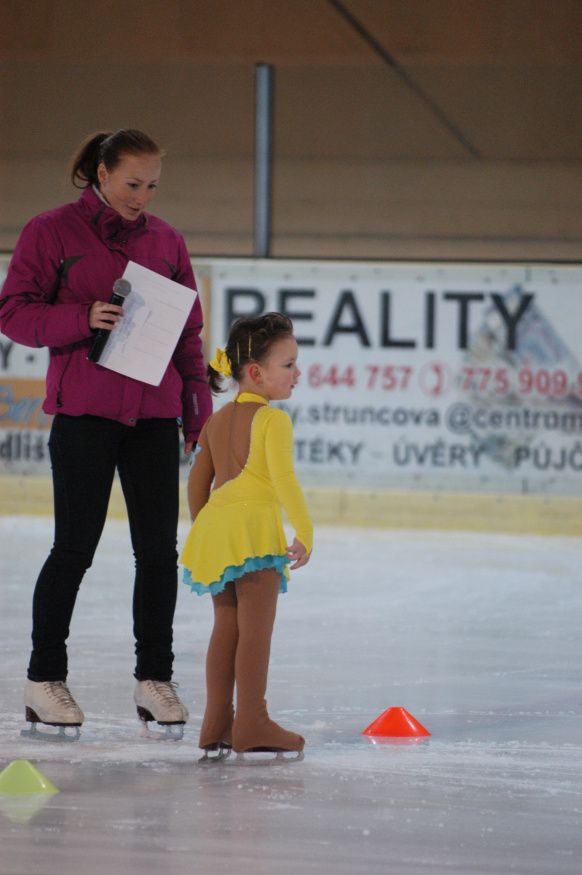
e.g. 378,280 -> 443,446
1,476 -> 581,536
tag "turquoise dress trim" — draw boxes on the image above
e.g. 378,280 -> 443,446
183,553 -> 289,597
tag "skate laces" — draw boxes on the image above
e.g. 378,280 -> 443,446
144,680 -> 183,706
43,681 -> 78,707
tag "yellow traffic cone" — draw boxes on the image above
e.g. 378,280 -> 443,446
0,760 -> 59,796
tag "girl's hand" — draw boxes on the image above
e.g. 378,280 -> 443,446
89,301 -> 124,331
287,537 -> 311,570
184,441 -> 194,454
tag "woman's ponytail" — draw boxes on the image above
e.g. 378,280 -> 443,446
70,131 -> 111,188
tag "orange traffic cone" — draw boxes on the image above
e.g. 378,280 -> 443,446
362,707 -> 431,738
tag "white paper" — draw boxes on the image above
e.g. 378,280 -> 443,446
97,261 -> 197,386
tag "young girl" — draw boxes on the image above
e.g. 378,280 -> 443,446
180,312 -> 313,759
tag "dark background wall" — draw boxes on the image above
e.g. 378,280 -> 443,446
1,0 -> 581,259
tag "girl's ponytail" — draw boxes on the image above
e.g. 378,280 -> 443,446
207,362 -> 226,395
207,347 -> 232,395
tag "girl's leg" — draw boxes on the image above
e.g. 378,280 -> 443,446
117,418 -> 180,681
232,569 -> 304,753
28,415 -> 119,681
199,585 -> 238,749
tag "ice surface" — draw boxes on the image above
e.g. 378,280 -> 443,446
1,516 -> 581,874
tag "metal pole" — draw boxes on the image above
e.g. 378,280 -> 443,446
254,63 -> 274,258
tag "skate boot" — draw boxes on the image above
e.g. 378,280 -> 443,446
198,703 -> 234,763
232,700 -> 304,762
22,680 -> 84,742
134,680 -> 188,740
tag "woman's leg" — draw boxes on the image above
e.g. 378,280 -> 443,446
27,415 -> 120,681
199,585 -> 238,749
117,418 -> 180,681
232,569 -> 304,753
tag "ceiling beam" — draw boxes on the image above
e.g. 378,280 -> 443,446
327,0 -> 481,158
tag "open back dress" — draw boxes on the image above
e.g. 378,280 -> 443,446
180,391 -> 313,596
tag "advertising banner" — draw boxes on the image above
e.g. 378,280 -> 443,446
207,260 -> 582,496
2,256 -> 582,495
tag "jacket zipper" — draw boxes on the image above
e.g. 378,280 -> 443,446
56,353 -> 73,407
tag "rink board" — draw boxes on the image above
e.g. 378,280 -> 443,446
1,475 -> 581,535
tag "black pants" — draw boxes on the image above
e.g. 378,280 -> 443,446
28,414 -> 180,683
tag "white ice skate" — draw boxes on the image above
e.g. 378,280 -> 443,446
21,680 -> 84,742
134,680 -> 188,740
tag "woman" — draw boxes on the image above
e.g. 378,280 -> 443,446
0,129 -> 211,739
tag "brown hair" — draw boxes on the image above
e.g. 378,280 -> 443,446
70,129 -> 163,189
208,312 -> 294,394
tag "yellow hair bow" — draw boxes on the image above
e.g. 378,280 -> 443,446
209,347 -> 232,377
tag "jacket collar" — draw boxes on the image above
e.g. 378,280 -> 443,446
77,185 -> 148,245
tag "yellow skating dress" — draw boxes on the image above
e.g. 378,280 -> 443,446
180,391 -> 313,595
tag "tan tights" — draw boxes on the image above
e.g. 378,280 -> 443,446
199,569 -> 304,752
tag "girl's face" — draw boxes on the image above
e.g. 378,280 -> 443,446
252,335 -> 300,401
97,152 -> 162,221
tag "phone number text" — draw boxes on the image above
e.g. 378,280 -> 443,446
306,364 -> 582,398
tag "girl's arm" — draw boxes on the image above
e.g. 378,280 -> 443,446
187,422 -> 215,521
264,409 -> 313,555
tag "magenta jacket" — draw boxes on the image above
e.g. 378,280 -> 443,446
0,187 -> 211,443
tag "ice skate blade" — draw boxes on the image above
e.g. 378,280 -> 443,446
235,749 -> 304,764
198,744 -> 232,764
21,723 -> 81,743
138,721 -> 185,741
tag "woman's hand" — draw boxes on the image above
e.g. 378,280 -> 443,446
287,537 -> 311,570
89,301 -> 124,331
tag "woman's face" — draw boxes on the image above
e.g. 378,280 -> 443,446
97,152 -> 162,221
